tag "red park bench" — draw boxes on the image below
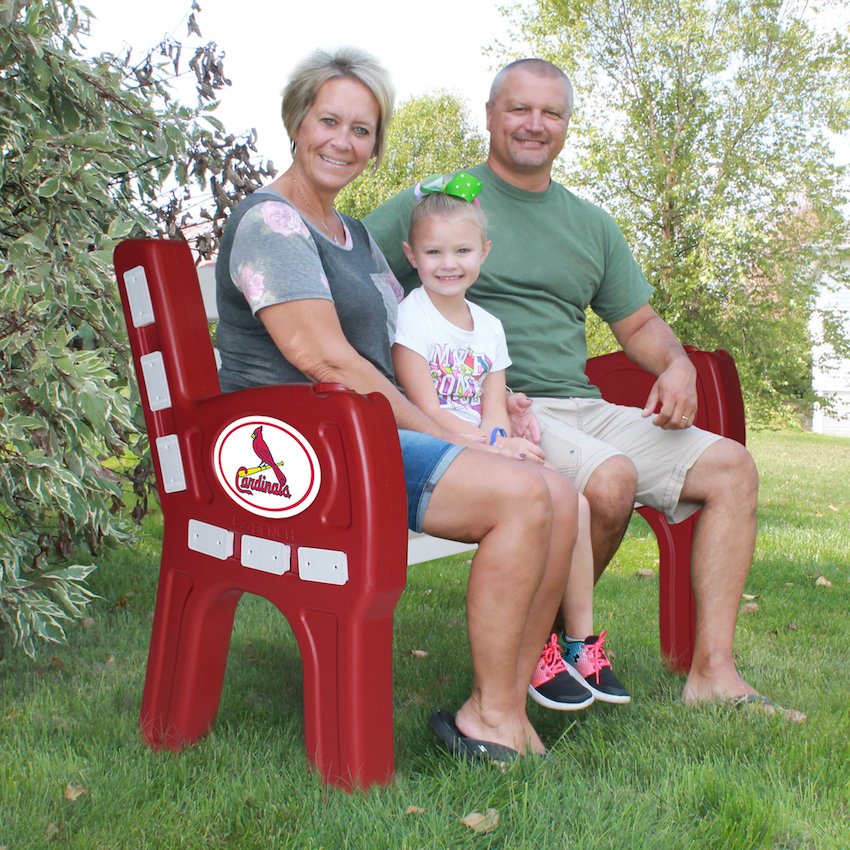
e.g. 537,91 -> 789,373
113,238 -> 746,790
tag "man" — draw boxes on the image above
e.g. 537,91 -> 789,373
365,58 -> 803,719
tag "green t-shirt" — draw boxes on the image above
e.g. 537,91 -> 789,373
364,165 -> 654,398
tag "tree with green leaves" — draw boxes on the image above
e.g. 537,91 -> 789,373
0,0 -> 269,655
500,0 -> 850,424
337,90 -> 487,219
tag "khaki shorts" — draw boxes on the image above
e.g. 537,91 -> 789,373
531,397 -> 722,524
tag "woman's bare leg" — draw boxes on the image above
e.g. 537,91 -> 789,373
512,467 -> 580,721
422,451 -> 577,755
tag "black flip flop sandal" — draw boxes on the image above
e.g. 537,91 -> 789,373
428,710 -> 521,763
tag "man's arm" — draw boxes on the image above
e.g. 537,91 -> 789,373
609,303 -> 698,430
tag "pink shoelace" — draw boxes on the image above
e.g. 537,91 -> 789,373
582,629 -> 612,684
532,634 -> 568,686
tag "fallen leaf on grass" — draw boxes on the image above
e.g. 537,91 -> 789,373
45,822 -> 64,841
815,576 -> 832,587
82,617 -> 96,629
636,568 -> 655,578
461,809 -> 499,834
742,594 -> 760,601
788,623 -> 798,631
410,650 -> 428,658
740,602 -> 759,614
64,783 -> 86,801
828,505 -> 839,512
405,805 -> 426,814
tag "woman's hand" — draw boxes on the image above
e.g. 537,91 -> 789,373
490,435 -> 546,463
434,431 -> 541,463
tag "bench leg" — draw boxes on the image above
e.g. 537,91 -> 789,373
294,607 -> 395,791
637,508 -> 697,674
140,564 -> 241,749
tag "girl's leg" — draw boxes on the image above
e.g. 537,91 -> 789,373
422,450 -> 576,755
561,493 -> 594,639
557,494 -> 631,705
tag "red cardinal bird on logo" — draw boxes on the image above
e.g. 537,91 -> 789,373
251,426 -> 287,486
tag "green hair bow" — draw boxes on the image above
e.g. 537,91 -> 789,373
415,171 -> 483,203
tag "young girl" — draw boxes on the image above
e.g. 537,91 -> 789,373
392,172 -> 630,709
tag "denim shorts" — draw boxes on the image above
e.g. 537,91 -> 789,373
399,430 -> 465,532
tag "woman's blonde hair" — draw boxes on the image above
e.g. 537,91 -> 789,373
281,47 -> 395,169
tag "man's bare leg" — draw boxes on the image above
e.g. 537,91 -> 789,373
422,451 -> 576,755
677,439 -> 803,720
582,454 -> 637,582
675,439 -> 756,701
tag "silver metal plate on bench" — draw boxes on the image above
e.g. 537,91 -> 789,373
155,434 -> 187,493
298,547 -> 348,585
187,519 -> 234,561
241,535 -> 291,575
123,265 -> 155,328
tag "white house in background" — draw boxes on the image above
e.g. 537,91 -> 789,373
811,251 -> 850,436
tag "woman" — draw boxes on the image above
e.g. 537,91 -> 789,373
215,47 -> 579,760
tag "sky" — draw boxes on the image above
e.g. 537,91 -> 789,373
80,0 -> 516,170
80,0 -> 848,174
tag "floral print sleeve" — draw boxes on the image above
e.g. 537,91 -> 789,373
228,198 -> 332,316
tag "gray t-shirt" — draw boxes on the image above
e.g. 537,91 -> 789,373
216,189 -> 403,393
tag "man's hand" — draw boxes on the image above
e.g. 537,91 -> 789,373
506,393 -> 542,443
610,304 -> 699,430
641,358 -> 698,429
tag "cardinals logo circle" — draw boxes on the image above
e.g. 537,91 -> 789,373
213,416 -> 321,518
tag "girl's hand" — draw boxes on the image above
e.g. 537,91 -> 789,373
442,432 -> 544,464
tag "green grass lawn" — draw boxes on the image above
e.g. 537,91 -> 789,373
1,431 -> 848,849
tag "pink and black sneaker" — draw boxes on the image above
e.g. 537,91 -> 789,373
561,630 -> 630,704
528,633 -> 594,711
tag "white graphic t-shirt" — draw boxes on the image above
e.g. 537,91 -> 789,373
394,286 -> 511,426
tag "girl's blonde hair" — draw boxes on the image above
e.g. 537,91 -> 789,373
407,193 -> 488,243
